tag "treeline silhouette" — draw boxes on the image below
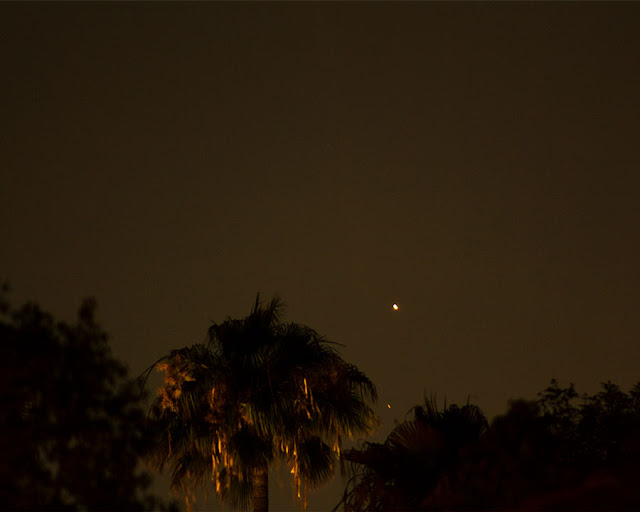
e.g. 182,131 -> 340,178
337,381 -> 640,511
2,286 -> 639,512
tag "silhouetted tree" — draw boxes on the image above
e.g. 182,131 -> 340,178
337,397 -> 487,511
461,399 -> 566,509
338,379 -> 640,511
450,383 -> 640,511
0,282 -> 176,511
145,294 -> 378,512
538,379 -> 640,481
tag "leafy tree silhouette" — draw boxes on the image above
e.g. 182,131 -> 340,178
0,281 -> 176,511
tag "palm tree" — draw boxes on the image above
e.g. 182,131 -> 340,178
145,295 -> 378,512
336,397 -> 487,511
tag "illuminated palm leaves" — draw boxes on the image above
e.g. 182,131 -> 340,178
147,295 -> 378,511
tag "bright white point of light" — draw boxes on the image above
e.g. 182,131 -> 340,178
392,304 -> 399,311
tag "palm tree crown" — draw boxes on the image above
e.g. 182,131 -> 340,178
337,397 -> 487,512
146,295 -> 378,511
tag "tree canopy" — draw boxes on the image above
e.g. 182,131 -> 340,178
0,282 -> 175,511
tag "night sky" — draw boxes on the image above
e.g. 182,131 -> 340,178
2,3 -> 640,510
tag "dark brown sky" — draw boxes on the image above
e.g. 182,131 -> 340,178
2,3 -> 640,510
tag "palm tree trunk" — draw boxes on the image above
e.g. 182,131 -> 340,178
252,466 -> 269,512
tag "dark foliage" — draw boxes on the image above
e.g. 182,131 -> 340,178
337,398 -> 488,511
0,282 -> 176,511
338,380 -> 640,511
538,378 -> 640,472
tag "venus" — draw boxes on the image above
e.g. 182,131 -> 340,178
392,304 -> 399,311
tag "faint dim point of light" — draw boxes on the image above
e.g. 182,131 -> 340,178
387,404 -> 391,409
392,304 -> 399,311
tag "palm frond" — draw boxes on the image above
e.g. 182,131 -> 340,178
345,364 -> 378,403
216,468 -> 253,510
296,437 -> 335,489
386,420 -> 444,456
